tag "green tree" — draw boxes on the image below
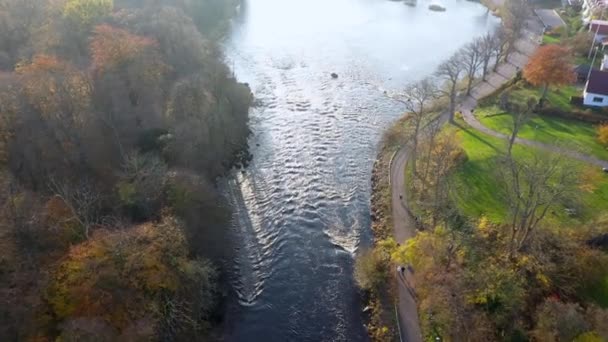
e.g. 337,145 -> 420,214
63,0 -> 113,27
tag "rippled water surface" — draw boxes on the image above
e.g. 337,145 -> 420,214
221,0 -> 498,340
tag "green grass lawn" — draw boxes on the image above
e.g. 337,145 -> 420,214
505,84 -> 580,112
542,34 -> 562,45
449,122 -> 608,227
475,105 -> 608,160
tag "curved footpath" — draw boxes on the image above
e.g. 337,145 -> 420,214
460,100 -> 608,168
389,15 -> 547,342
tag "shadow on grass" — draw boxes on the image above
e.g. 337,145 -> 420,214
484,111 -> 510,118
453,121 -> 501,153
451,155 -> 508,221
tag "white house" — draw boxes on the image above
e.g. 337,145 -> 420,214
583,70 -> 608,107
582,0 -> 608,23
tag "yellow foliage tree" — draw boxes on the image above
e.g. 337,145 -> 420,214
597,123 -> 608,146
63,0 -> 113,27
46,215 -> 217,336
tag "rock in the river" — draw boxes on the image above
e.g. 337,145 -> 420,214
331,73 -> 339,79
428,4 -> 446,11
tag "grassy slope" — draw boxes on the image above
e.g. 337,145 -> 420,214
449,122 -> 608,227
476,105 -> 608,160
449,122 -> 608,308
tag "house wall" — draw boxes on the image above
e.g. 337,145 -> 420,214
583,91 -> 608,106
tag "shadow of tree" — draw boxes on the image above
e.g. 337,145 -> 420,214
453,121 -> 502,153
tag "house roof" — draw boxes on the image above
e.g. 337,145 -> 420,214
590,20 -> 608,35
586,70 -> 608,95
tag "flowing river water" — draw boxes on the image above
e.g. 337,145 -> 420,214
221,0 -> 498,340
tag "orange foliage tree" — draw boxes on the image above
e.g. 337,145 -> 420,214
47,215 -> 217,337
89,24 -> 158,74
523,44 -> 575,101
14,54 -> 92,175
15,54 -> 92,121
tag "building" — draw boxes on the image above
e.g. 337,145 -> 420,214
583,70 -> 608,106
582,0 -> 608,23
589,19 -> 608,41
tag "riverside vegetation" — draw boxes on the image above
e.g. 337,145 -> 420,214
360,0 -> 608,340
0,0 -> 252,340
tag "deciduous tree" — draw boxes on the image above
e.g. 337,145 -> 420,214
387,78 -> 438,175
502,0 -> 528,59
435,54 -> 464,123
500,151 -> 578,254
479,33 -> 495,80
532,299 -> 589,342
523,45 -> 576,102
63,0 -> 113,28
461,39 -> 483,95
491,27 -> 509,72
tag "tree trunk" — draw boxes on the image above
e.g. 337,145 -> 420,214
448,86 -> 457,123
482,60 -> 489,80
541,83 -> 549,101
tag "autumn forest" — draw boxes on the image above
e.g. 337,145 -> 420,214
0,0 -> 251,340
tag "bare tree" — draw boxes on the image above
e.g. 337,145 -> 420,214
503,0 -> 529,60
491,27 -> 509,72
387,78 -> 439,174
500,152 -> 577,254
435,54 -> 464,123
461,39 -> 484,95
479,33 -> 495,80
48,178 -> 102,239
415,125 -> 462,227
418,119 -> 443,196
506,98 -> 536,156
118,152 -> 168,219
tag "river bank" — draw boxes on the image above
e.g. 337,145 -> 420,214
365,1 -> 545,340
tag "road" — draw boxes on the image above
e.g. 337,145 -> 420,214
388,15 -> 544,342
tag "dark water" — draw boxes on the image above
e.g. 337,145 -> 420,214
221,0 -> 498,340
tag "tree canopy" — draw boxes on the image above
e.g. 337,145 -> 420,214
0,0 -> 249,339
523,44 -> 576,99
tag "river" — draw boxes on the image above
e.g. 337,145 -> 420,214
221,0 -> 498,340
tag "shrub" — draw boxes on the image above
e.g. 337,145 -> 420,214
597,123 -> 608,146
354,249 -> 388,292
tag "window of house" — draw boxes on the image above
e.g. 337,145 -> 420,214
593,96 -> 604,103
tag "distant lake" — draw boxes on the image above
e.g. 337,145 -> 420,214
221,0 -> 499,340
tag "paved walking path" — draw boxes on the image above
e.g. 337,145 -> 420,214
458,16 -> 608,168
389,15 -> 546,342
460,100 -> 608,168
